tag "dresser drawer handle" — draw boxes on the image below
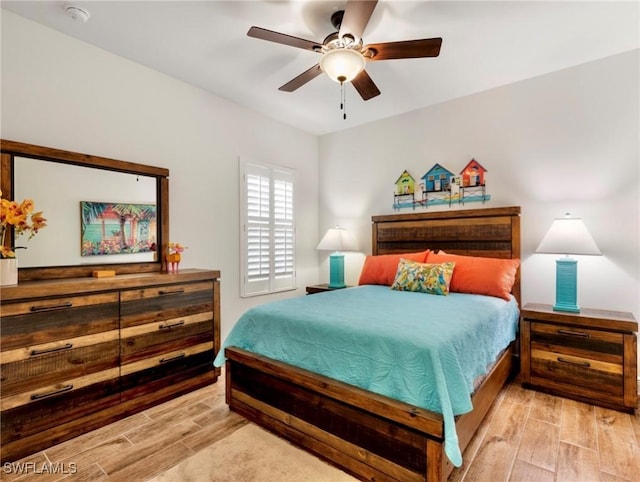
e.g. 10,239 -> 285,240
158,288 -> 185,296
159,320 -> 185,330
557,357 -> 591,368
557,329 -> 589,338
30,384 -> 74,401
159,353 -> 185,364
30,302 -> 73,312
30,343 -> 73,356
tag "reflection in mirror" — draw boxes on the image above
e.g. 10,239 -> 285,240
15,157 -> 157,268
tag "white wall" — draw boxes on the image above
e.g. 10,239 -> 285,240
319,50 -> 640,368
1,11 -> 319,341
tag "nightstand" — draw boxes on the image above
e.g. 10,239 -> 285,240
520,303 -> 638,413
305,284 -> 351,295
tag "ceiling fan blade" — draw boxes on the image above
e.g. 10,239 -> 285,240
339,0 -> 378,41
365,38 -> 443,60
248,26 -> 322,52
278,64 -> 323,92
351,70 -> 380,101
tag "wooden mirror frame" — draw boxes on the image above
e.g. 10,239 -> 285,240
1,139 -> 169,281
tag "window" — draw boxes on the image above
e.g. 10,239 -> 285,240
240,159 -> 295,297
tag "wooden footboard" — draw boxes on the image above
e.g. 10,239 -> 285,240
224,343 -> 514,482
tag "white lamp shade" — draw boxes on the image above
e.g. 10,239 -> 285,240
535,216 -> 602,256
316,227 -> 358,252
320,48 -> 366,83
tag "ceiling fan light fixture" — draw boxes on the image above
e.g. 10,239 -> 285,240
320,48 -> 366,83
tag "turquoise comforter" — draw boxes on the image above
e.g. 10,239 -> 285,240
214,285 -> 519,466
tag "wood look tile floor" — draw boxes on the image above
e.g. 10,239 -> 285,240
4,373 -> 639,482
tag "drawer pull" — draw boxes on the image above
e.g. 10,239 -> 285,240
30,302 -> 73,312
159,320 -> 185,330
557,357 -> 591,368
30,343 -> 73,356
557,329 -> 589,338
158,288 -> 185,296
159,353 -> 186,364
30,384 -> 74,401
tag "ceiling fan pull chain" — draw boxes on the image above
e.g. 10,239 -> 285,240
340,81 -> 347,120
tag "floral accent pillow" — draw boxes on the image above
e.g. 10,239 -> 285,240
390,258 -> 456,295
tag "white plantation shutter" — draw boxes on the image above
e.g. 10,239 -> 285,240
240,159 -> 295,297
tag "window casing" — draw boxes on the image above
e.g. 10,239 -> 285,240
240,159 -> 295,297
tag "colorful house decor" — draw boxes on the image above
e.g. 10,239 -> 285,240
422,163 -> 454,192
393,159 -> 491,211
394,170 -> 415,195
393,170 -> 417,210
460,158 -> 487,186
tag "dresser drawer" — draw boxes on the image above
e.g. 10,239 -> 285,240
0,331 -> 119,398
1,378 -> 120,446
120,312 -> 213,364
120,281 -> 214,328
0,293 -> 119,350
120,348 -> 214,401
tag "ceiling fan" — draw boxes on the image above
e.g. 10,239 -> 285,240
247,0 -> 442,102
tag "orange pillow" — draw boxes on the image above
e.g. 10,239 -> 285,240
358,251 -> 430,286
427,252 -> 519,301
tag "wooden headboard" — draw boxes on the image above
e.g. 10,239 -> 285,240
371,206 -> 521,304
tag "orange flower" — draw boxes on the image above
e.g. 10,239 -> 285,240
0,190 -> 47,258
168,242 -> 187,254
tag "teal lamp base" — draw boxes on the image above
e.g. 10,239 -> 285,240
328,253 -> 346,289
553,257 -> 580,313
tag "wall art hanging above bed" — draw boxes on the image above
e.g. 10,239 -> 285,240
393,158 -> 491,210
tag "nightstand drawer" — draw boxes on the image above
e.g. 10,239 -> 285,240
530,322 -> 624,361
530,348 -> 623,398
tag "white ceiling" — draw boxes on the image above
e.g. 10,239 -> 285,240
2,1 -> 638,136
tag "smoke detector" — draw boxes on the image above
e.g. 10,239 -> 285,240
65,5 -> 90,22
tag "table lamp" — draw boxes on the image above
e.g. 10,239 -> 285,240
535,213 -> 602,312
316,226 -> 358,288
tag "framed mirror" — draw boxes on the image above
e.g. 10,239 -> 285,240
1,139 -> 169,281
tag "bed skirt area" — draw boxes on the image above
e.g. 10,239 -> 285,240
224,342 -> 516,482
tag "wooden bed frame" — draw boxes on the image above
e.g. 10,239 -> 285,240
225,206 -> 521,482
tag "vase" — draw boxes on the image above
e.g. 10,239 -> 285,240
0,258 -> 18,286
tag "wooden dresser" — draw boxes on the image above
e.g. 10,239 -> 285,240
521,303 -> 637,413
0,269 -> 220,462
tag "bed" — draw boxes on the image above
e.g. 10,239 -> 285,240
219,206 -> 521,482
